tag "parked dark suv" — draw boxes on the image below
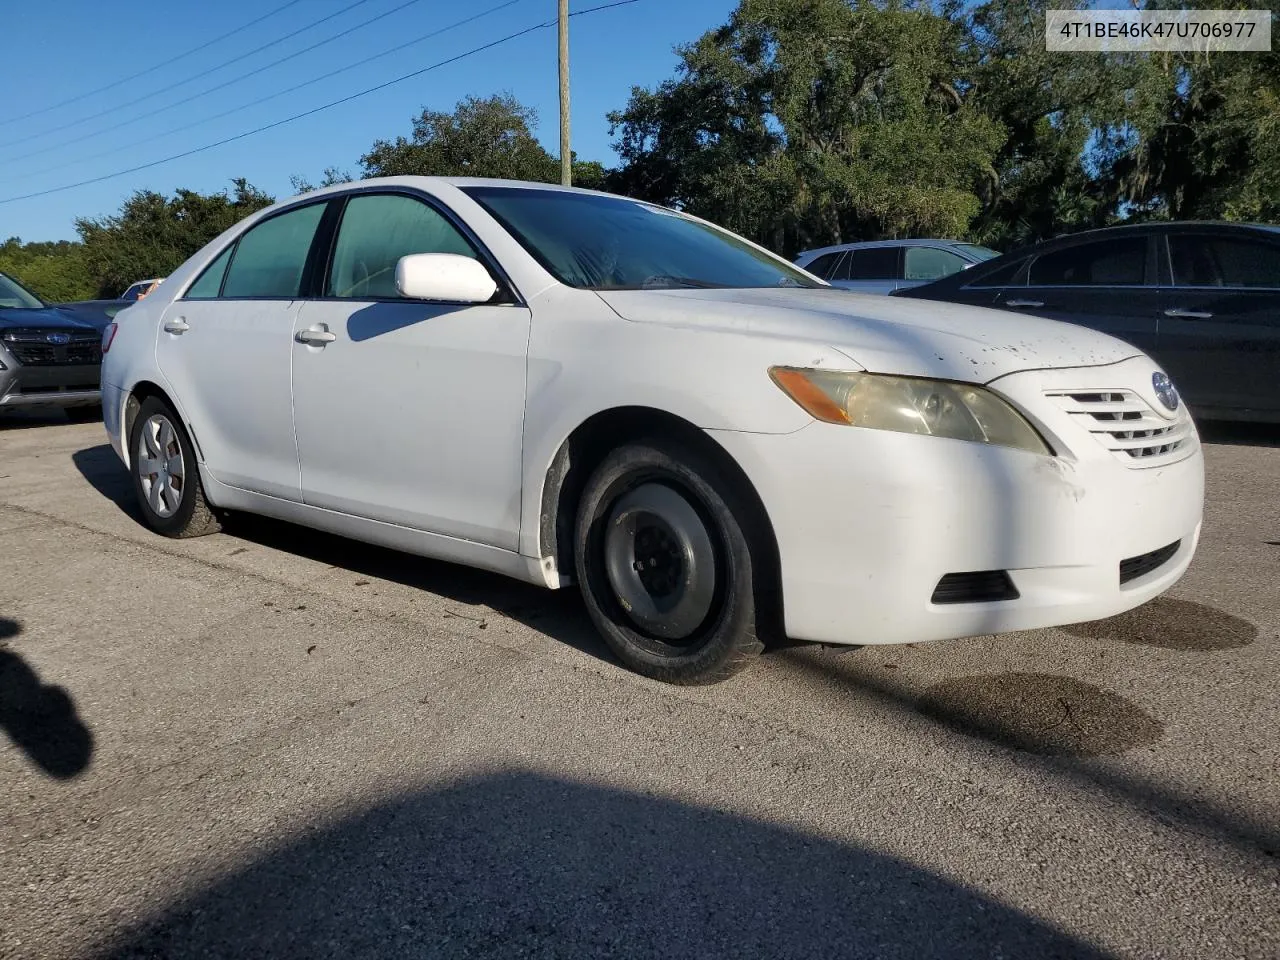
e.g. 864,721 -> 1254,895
0,271 -> 106,420
894,222 -> 1280,423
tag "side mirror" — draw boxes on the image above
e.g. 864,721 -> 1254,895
395,253 -> 498,304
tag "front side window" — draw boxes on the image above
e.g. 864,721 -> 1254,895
840,248 -> 900,281
184,247 -> 234,300
1028,236 -> 1147,286
0,272 -> 43,309
221,202 -> 327,299
462,186 -> 821,290
327,194 -> 477,299
953,243 -> 1002,261
966,257 -> 1025,288
904,246 -> 969,281
1169,235 -> 1280,288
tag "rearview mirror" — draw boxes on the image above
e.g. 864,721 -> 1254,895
395,253 -> 498,304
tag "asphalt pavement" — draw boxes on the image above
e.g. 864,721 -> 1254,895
1,412 -> 1277,959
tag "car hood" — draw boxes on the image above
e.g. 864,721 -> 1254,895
595,287 -> 1140,383
0,306 -> 101,332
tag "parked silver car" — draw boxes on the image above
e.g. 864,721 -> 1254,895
795,239 -> 1001,295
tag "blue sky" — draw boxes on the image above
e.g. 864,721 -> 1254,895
0,0 -> 737,241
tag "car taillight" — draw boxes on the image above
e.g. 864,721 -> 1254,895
101,323 -> 118,354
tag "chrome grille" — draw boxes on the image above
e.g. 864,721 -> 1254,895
1,329 -> 102,366
1045,389 -> 1194,467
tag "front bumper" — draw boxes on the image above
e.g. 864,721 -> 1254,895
0,357 -> 102,410
711,357 -> 1205,646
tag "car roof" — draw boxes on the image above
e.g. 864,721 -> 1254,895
796,239 -> 968,259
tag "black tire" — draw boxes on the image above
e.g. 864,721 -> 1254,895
128,396 -> 221,538
65,404 -> 102,423
573,438 -> 769,684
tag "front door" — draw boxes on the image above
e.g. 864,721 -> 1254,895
992,233 -> 1161,359
1156,230 -> 1280,418
155,201 -> 330,499
290,191 -> 531,549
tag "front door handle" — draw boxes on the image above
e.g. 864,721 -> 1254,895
1164,307 -> 1213,320
1005,299 -> 1045,308
295,325 -> 337,345
162,317 -> 190,334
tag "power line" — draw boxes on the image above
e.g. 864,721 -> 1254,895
0,0 -> 308,127
0,1 -> 642,207
0,0 -> 383,153
2,0 -> 527,183
0,0 -> 440,169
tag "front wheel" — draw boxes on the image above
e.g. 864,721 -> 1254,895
128,396 -> 221,538
573,439 -> 768,684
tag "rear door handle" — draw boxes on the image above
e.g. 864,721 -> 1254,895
162,317 -> 189,334
295,325 -> 337,345
1164,308 -> 1213,320
1004,299 -> 1044,308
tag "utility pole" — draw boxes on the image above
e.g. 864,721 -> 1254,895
558,0 -> 571,186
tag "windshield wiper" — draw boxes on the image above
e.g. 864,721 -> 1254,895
640,275 -> 722,289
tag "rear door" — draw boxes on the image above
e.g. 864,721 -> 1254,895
995,233 -> 1160,356
1157,230 -> 1280,417
156,200 -> 332,499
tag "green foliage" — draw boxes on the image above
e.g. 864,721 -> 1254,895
360,93 -> 604,187
0,237 -> 95,303
74,179 -> 273,299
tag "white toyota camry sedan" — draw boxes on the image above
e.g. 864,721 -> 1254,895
100,177 -> 1204,684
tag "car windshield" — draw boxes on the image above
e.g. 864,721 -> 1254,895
461,186 -> 823,291
0,272 -> 44,309
954,243 -> 1002,261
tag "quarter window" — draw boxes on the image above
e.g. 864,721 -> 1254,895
840,248 -> 900,281
221,202 -> 327,299
327,194 -> 477,299
904,247 -> 969,281
1169,235 -> 1280,288
1028,237 -> 1147,286
184,246 -> 234,300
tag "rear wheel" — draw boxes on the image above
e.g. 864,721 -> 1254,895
573,439 -> 767,684
128,396 -> 220,538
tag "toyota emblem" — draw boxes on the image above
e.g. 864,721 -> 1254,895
1152,371 -> 1179,412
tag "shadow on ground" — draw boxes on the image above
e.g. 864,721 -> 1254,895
1062,597 -> 1258,651
0,617 -> 93,778
92,771 -> 1103,960
1197,420 -> 1280,448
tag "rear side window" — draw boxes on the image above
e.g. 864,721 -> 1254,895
184,247 -> 234,300
327,194 -> 476,299
1028,237 -> 1147,286
840,248 -> 900,281
222,203 -> 327,298
904,247 -> 969,281
802,252 -> 842,279
1169,235 -> 1280,288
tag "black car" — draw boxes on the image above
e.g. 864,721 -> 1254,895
894,222 -> 1280,423
0,271 -> 105,420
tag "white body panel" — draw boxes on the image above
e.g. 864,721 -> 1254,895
102,176 -> 1205,648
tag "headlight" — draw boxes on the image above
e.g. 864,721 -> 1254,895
769,366 -> 1052,455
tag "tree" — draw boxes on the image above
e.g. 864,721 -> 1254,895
0,237 -> 95,303
361,93 -> 604,186
75,179 -> 273,299
609,0 -> 1006,257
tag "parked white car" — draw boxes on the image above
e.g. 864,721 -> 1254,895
100,178 -> 1204,684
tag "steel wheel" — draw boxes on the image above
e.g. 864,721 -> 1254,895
136,413 -> 185,519
602,482 -> 719,641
